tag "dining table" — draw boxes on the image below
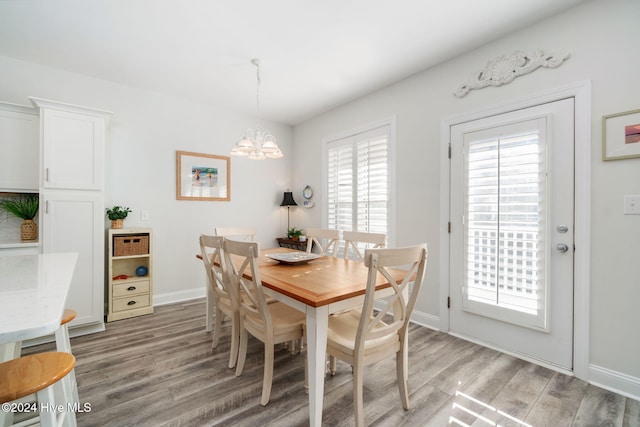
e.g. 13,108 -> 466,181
0,252 -> 78,362
249,247 -> 408,427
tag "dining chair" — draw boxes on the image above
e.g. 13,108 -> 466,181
305,227 -> 339,257
223,239 -> 306,406
214,227 -> 256,241
199,235 -> 240,369
326,244 -> 428,427
342,230 -> 387,261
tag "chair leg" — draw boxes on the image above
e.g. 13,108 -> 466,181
353,364 -> 365,427
261,342 -> 274,406
228,312 -> 240,369
397,341 -> 410,409
212,307 -> 223,349
235,326 -> 248,376
329,355 -> 337,375
55,321 -> 79,405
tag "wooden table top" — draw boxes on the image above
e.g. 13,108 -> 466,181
253,247 -> 404,307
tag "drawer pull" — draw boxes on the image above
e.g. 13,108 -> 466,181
127,301 -> 136,306
127,286 -> 136,291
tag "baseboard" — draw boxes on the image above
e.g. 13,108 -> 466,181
153,288 -> 205,306
23,321 -> 105,347
589,364 -> 640,401
410,309 -> 440,331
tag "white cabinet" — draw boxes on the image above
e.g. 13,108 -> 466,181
31,97 -> 108,191
31,97 -> 112,335
0,102 -> 39,191
41,192 -> 104,328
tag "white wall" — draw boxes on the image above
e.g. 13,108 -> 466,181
293,0 -> 640,397
0,55 -> 294,302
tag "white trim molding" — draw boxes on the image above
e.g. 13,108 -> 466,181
590,364 -> 640,401
454,50 -> 570,97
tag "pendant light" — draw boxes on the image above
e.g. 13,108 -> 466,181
231,59 -> 283,159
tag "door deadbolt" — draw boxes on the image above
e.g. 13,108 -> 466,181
557,225 -> 569,233
556,243 -> 569,253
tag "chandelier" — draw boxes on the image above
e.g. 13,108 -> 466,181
231,58 -> 283,160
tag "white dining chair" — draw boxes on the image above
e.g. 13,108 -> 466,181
305,227 -> 339,257
223,239 -> 306,406
215,227 -> 256,241
199,235 -> 240,369
342,230 -> 387,261
326,244 -> 428,427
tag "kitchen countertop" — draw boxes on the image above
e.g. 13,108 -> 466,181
0,252 -> 77,346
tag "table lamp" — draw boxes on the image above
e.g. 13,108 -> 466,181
280,191 -> 297,230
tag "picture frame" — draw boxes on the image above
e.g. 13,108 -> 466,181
176,150 -> 230,201
602,108 -> 640,161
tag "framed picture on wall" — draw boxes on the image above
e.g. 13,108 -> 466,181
176,150 -> 230,201
602,108 -> 640,160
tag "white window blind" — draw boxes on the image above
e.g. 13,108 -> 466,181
463,118 -> 548,328
326,125 -> 390,242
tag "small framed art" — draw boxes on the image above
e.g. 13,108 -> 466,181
176,150 -> 230,201
602,108 -> 640,161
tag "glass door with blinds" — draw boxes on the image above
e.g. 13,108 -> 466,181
325,125 -> 390,257
449,98 -> 575,370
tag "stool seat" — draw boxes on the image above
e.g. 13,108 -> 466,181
0,352 -> 75,403
60,309 -> 77,326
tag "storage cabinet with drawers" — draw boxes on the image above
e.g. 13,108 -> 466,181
107,228 -> 153,322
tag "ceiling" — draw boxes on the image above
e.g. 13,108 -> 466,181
0,0 -> 587,125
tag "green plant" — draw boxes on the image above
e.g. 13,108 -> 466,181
287,227 -> 303,239
0,193 -> 39,220
106,206 -> 132,220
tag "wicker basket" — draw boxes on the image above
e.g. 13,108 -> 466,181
113,234 -> 149,256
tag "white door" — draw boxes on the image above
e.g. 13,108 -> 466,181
449,98 -> 574,370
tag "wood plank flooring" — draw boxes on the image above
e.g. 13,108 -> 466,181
24,299 -> 640,426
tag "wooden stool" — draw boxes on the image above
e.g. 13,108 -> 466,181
0,352 -> 77,427
55,309 -> 79,405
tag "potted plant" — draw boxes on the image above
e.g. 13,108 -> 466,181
287,227 -> 303,241
106,206 -> 132,229
0,193 -> 39,241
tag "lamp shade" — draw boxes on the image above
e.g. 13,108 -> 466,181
280,191 -> 297,206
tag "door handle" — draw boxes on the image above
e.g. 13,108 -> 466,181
556,243 -> 569,253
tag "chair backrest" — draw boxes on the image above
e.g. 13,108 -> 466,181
222,239 -> 272,332
215,227 -> 256,241
199,235 -> 234,304
305,227 -> 340,257
342,231 -> 387,261
355,244 -> 428,357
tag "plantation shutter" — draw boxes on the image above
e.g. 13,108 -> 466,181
326,125 -> 390,236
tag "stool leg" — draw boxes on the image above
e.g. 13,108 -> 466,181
55,325 -> 79,406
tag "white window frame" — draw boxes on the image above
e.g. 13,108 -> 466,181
322,116 -> 397,248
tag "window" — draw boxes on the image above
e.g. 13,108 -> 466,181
325,123 -> 392,247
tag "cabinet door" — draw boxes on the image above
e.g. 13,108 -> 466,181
0,108 -> 38,191
42,109 -> 105,190
41,192 -> 104,327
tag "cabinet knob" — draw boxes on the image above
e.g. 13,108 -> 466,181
127,286 -> 136,291
127,300 -> 136,306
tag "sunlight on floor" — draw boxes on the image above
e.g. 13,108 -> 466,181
448,382 -> 532,427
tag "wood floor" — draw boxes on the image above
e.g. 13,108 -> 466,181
24,299 -> 640,426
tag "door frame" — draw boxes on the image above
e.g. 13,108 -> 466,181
439,81 -> 591,380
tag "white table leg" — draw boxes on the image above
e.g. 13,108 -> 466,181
306,305 -> 328,427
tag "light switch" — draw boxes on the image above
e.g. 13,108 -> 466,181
624,196 -> 640,215
140,210 -> 150,221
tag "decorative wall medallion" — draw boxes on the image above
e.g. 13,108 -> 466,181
454,50 -> 570,97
